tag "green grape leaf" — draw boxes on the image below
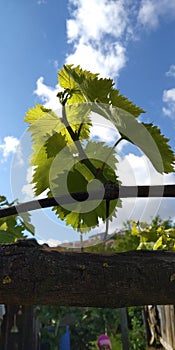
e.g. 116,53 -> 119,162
59,65 -> 114,104
25,104 -> 91,152
166,228 -> 175,239
25,104 -> 92,196
58,65 -> 86,104
153,236 -> 163,250
67,168 -> 88,193
142,123 -> 175,173
45,132 -> 67,158
50,142 -> 121,233
31,135 -> 73,196
27,109 -> 63,146
19,212 -> 35,235
139,229 -> 158,242
24,65 -> 175,237
129,218 -> 175,251
137,242 -> 154,250
24,104 -> 49,124
59,65 -> 144,119
109,89 -> 145,118
0,196 -> 8,205
65,104 -> 92,140
0,231 -> 22,243
58,65 -> 174,175
31,129 -> 86,196
32,145 -> 54,195
91,104 -> 175,173
0,196 -> 35,243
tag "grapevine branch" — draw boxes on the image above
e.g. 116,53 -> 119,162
61,103 -> 107,183
0,184 -> 175,219
100,136 -> 124,174
61,95 -> 112,236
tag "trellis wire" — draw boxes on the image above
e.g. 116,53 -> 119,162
0,184 -> 175,218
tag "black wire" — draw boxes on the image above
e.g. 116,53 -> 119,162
0,184 -> 175,219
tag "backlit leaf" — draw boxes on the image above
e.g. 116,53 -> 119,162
50,142 -> 121,232
142,123 -> 175,173
24,64 -> 175,237
109,89 -> 145,118
0,196 -> 34,242
91,104 -> 175,173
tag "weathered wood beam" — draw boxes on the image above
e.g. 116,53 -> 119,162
1,239 -> 175,307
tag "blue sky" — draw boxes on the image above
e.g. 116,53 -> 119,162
1,0 -> 175,245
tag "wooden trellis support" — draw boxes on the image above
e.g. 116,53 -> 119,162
0,239 -> 175,307
0,184 -> 175,307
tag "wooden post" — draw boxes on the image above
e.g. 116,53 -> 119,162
0,305 -> 40,350
119,308 -> 129,350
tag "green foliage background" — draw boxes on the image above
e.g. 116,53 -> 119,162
0,196 -> 34,243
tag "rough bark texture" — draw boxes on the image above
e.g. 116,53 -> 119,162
1,239 -> 175,307
144,305 -> 175,349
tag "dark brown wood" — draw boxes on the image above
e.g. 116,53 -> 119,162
1,239 -> 175,307
0,305 -> 40,350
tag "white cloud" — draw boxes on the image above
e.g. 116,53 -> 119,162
166,64 -> 175,78
53,60 -> 59,70
67,0 -> 128,43
0,136 -> 20,161
118,153 -> 175,186
90,124 -> 118,144
37,0 -> 47,5
34,77 -> 60,110
89,113 -> 129,150
66,42 -> 126,79
162,88 -> 175,118
21,167 -> 35,201
34,1 -> 175,107
21,166 -> 48,201
38,238 -> 61,247
49,59 -> 59,71
162,107 -> 172,117
66,0 -> 129,79
138,0 -> 175,28
98,153 -> 175,233
163,65 -> 175,117
66,0 -> 175,80
137,0 -> 158,28
163,88 -> 175,102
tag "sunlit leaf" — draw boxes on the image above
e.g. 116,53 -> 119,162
109,89 -> 145,118
51,142 -> 121,232
91,104 -> 175,173
59,65 -> 113,104
142,123 -> 175,173
24,64 -> 175,236
0,196 -> 34,242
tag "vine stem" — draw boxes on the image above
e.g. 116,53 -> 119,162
98,136 -> 123,239
61,104 -> 107,183
99,136 -> 124,174
61,100 -> 123,239
58,93 -> 112,238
